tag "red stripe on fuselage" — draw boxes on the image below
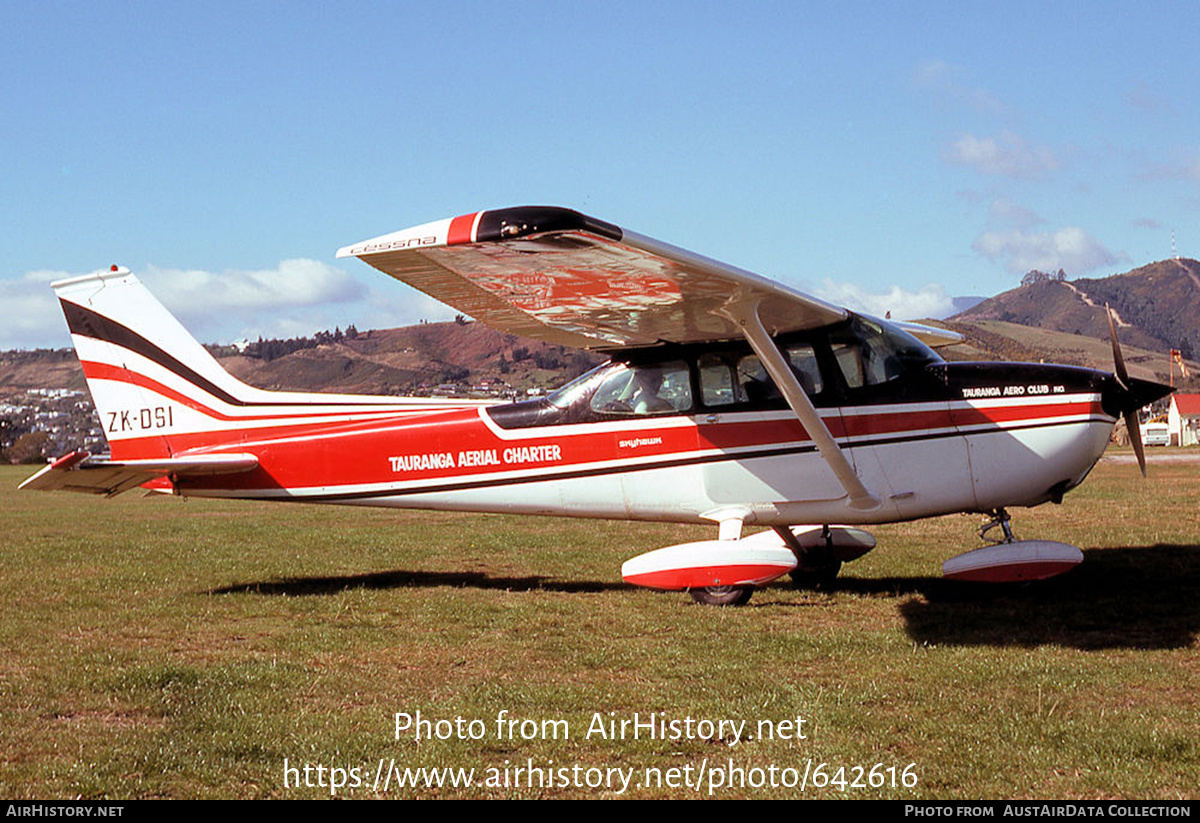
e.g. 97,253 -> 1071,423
182,410 -> 698,491
173,395 -> 1105,496
951,398 -> 1105,429
80,360 -> 464,421
695,398 -> 1102,451
80,359 -> 476,460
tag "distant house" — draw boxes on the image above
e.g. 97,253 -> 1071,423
1167,393 -> 1200,446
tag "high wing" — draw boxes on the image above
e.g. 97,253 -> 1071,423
19,450 -> 258,497
337,206 -> 860,351
338,206 -> 955,511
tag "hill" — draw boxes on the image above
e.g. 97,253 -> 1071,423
218,321 -> 602,396
0,321 -> 603,401
954,258 -> 1200,360
937,318 -> 1196,388
0,349 -> 89,394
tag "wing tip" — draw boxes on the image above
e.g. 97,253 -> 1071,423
337,206 -> 623,259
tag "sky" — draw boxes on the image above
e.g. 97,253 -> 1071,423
3,1 -> 1200,349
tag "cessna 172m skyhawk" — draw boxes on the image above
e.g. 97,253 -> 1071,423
22,206 -> 1172,605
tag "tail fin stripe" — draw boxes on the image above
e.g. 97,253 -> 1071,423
79,359 -> 412,427
63,299 -> 405,410
64,298 -> 249,407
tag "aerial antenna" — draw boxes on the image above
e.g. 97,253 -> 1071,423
1172,229 -> 1179,260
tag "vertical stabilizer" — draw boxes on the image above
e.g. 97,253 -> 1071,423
56,267 -> 257,459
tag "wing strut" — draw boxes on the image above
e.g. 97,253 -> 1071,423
724,300 -> 880,511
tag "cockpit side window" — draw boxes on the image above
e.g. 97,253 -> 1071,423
698,353 -> 740,406
729,343 -> 823,405
736,354 -> 777,403
785,343 -> 823,395
590,360 -> 693,416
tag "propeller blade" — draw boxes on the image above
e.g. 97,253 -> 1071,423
1126,411 -> 1147,477
1107,303 -> 1150,476
1106,303 -> 1129,389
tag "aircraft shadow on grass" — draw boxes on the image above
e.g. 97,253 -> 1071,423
210,544 -> 1198,651
208,569 -> 622,597
845,544 -> 1200,651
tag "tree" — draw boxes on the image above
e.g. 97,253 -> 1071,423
10,431 -> 50,464
1020,268 -> 1068,287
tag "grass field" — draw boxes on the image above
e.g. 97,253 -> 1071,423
1,458 -> 1197,799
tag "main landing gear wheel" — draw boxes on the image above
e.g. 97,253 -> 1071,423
789,561 -> 842,591
689,585 -> 754,606
777,525 -> 843,591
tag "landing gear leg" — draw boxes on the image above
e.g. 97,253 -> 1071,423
979,508 -> 1016,544
778,525 -> 843,590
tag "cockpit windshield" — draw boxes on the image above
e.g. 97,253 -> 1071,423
545,363 -> 617,410
829,315 -> 943,390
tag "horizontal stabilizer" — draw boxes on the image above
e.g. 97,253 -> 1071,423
19,450 -> 258,497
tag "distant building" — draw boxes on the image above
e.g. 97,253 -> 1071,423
1167,393 -> 1200,446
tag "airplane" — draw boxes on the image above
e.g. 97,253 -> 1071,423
20,205 -> 1172,605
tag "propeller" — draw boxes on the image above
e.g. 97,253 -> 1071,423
1106,303 -> 1147,476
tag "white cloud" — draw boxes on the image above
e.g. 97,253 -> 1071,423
353,286 -> 459,332
987,198 -> 1044,231
1124,80 -> 1173,116
913,60 -> 1006,115
943,132 -> 1059,179
137,260 -> 371,343
1,260 -> 383,350
142,259 -> 364,316
814,280 -> 956,321
0,270 -> 86,349
972,227 -> 1123,275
